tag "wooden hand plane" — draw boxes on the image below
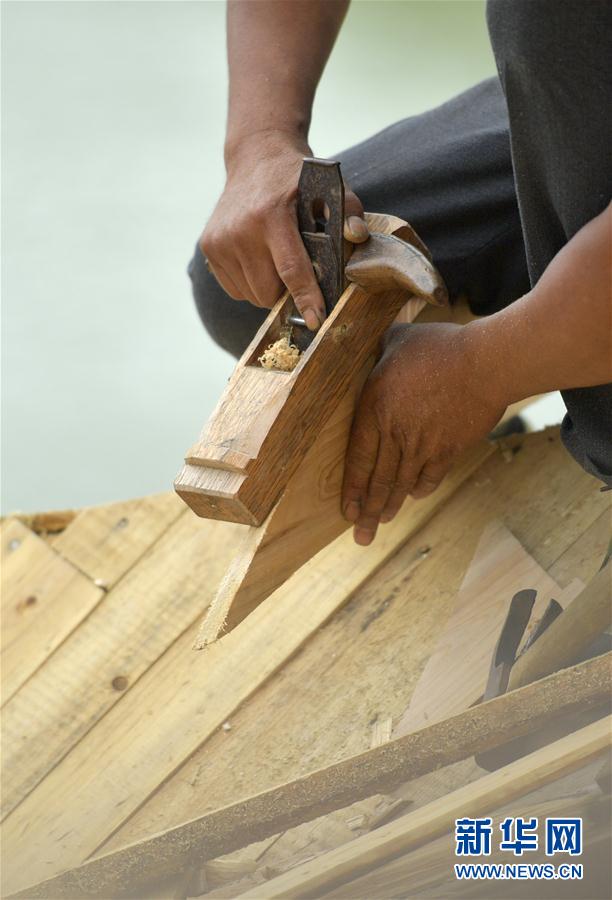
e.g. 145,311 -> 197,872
176,159 -> 447,527
175,158 -> 449,646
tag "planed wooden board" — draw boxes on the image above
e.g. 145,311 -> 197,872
0,519 -> 104,704
2,429 -> 608,897
0,441 -> 495,897
52,492 -> 185,589
10,654 -> 609,899
1,513 -> 241,819
394,519 -> 582,736
239,716 -> 611,899
105,428 -> 609,860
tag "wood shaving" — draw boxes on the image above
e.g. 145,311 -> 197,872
258,335 -> 301,372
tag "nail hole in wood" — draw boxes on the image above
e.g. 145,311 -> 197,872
111,675 -> 129,692
114,517 -> 129,530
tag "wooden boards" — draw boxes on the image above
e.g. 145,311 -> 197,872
240,716 -> 610,899
52,492 -> 184,589
1,518 -> 104,704
0,437 -> 493,896
2,427 -> 609,898
395,519 -> 582,736
1,512 -> 240,820
11,654 -> 610,899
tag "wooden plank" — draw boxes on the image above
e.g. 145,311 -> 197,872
9,654 -> 610,899
548,507 -> 610,586
0,518 -> 104,704
0,444 -> 490,897
107,427 -> 609,857
238,716 -> 610,899
1,513 -> 241,820
176,213 -> 446,527
52,492 -> 185,589
194,390 -> 487,646
394,519 -> 581,736
321,789 -> 607,899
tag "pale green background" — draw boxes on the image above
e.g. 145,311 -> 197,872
1,0 -> 560,513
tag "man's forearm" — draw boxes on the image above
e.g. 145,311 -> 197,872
225,0 -> 350,163
468,203 -> 612,406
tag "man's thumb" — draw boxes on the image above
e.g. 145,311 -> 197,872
343,188 -> 369,244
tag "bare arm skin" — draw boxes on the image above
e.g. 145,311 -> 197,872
201,0 -> 367,330
342,203 -> 612,545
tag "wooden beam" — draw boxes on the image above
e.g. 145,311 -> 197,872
321,791 -> 608,899
238,715 -> 611,899
10,653 -> 610,899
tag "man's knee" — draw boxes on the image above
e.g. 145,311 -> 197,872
188,245 -> 266,359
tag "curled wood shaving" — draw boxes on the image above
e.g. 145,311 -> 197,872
258,335 -> 301,372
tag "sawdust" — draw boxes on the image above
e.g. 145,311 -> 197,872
258,335 -> 301,372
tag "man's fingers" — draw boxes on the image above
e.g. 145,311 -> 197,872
342,408 -> 379,527
206,258 -> 250,303
242,257 -> 285,309
353,439 -> 401,546
379,451 -> 421,524
412,456 -> 452,500
343,188 -> 369,244
269,224 -> 326,331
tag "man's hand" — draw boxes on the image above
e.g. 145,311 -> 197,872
342,322 -> 508,545
201,133 -> 368,332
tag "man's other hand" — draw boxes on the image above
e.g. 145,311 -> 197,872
200,132 -> 368,332
342,322 -> 508,545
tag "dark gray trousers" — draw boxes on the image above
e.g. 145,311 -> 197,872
189,0 -> 611,486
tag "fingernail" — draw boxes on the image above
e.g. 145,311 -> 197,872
354,526 -> 374,546
380,512 -> 394,524
344,216 -> 369,243
343,500 -> 360,522
303,308 -> 323,331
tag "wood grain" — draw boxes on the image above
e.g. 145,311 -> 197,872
9,655 -> 610,899
195,437 -> 492,645
106,428 -> 609,861
394,519 -> 582,736
508,563 -> 612,690
0,518 -> 104,704
52,492 -> 185,589
238,716 -> 610,899
3,490 -> 469,894
1,513 -> 240,819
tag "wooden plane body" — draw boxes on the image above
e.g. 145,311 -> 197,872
175,214 -> 442,527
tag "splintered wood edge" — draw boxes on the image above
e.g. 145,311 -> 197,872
192,525 -> 268,649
